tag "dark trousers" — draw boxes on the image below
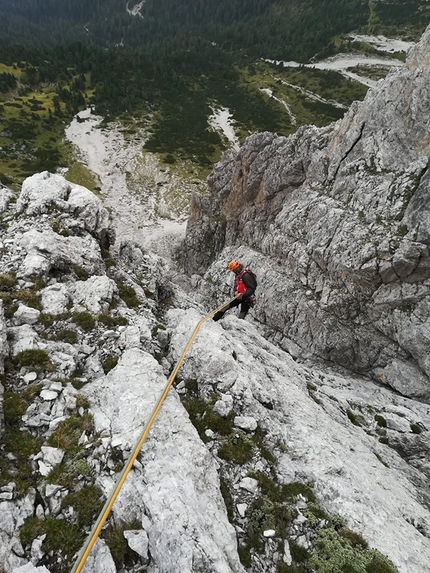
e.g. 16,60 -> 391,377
213,298 -> 250,321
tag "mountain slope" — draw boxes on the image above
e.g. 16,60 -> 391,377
0,0 -> 369,60
182,24 -> 430,402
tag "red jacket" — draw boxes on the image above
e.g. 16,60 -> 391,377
234,270 -> 256,301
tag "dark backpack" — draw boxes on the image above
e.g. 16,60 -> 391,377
244,269 -> 257,289
245,270 -> 257,307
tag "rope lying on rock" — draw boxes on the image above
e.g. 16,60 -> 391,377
71,296 -> 238,573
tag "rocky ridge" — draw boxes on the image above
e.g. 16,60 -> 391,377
182,25 -> 430,403
0,169 -> 430,573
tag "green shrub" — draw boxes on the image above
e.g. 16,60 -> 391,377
72,311 -> 96,331
20,517 -> 84,560
151,323 -> 166,338
13,349 -> 53,372
48,413 -> 94,453
410,423 -> 422,434
101,248 -> 116,268
103,520 -> 142,567
0,273 -> 17,290
38,312 -> 74,327
51,328 -> 78,344
3,426 -> 43,464
277,563 -> 306,573
365,554 -> 398,573
73,265 -> 89,280
75,394 -> 90,409
347,409 -> 364,427
14,288 -> 42,310
102,355 -> 119,374
308,519 -> 397,573
220,477 -> 234,522
374,414 -> 387,427
184,378 -> 198,395
340,527 -> 368,549
61,485 -> 104,527
47,450 -> 94,488
4,302 -> 18,319
117,281 -> 140,308
397,224 -> 408,237
281,482 -> 315,503
218,432 -> 255,464
205,409 -> 235,436
289,540 -> 310,563
97,313 -> 128,327
164,153 -> 176,164
183,398 -> 209,440
3,391 -> 28,423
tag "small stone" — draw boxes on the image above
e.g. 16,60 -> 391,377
239,477 -> 259,494
263,529 -> 276,538
123,530 -> 149,561
111,436 -> 122,448
212,394 -> 234,417
38,461 -> 50,477
45,484 -> 62,498
41,446 -> 64,467
36,504 -> 45,519
294,513 -> 307,525
1,482 -> 15,493
40,390 -> 58,401
233,415 -> 258,432
283,540 -> 292,565
237,503 -> 247,518
13,305 -> 41,326
49,382 -> 63,392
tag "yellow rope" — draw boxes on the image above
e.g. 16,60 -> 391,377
70,297 -> 237,573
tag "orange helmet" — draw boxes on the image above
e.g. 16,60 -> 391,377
228,260 -> 241,271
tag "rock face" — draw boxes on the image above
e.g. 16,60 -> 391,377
167,310 -> 430,573
182,26 -> 430,402
83,348 -> 244,573
0,302 -> 8,436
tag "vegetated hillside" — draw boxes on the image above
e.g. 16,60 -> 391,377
0,0 -> 428,189
1,0 -> 429,55
0,0 -> 369,61
0,39 -> 369,189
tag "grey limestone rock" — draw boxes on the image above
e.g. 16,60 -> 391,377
69,275 -> 117,313
17,171 -> 111,241
0,302 -> 8,437
166,308 -> 430,573
82,348 -> 245,573
182,25 -> 430,402
81,539 -> 116,573
13,305 -> 40,326
17,229 -> 104,279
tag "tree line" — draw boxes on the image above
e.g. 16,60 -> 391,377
0,0 -> 370,61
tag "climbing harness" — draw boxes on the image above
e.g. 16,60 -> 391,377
70,296 -> 238,573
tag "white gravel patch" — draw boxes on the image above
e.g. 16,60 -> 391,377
208,107 -> 241,151
264,54 -> 404,87
65,109 -> 188,259
349,34 -> 414,54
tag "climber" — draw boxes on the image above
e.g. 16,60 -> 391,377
213,260 -> 257,321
